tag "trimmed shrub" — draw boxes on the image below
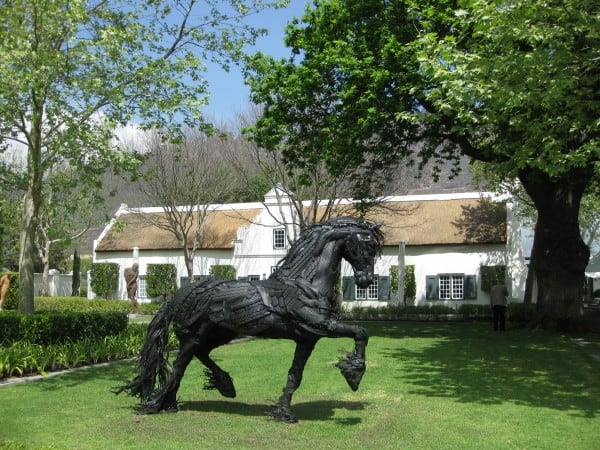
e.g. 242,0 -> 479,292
0,310 -> 128,346
90,263 -> 119,299
34,296 -> 163,315
209,264 -> 236,280
146,264 -> 177,301
458,303 -> 492,317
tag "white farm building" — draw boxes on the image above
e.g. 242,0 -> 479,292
92,187 -> 528,308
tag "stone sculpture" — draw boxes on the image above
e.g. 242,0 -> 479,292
124,263 -> 140,313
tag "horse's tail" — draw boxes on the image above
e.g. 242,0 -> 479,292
113,300 -> 174,401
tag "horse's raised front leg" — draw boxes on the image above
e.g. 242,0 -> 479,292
327,321 -> 369,391
269,339 -> 317,423
296,306 -> 369,391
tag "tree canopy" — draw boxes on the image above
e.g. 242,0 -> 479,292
246,0 -> 600,329
0,0 -> 287,312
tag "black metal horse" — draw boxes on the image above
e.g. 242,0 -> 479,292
116,216 -> 383,422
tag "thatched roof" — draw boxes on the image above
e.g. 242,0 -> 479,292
365,198 -> 506,246
95,197 -> 505,253
95,208 -> 261,252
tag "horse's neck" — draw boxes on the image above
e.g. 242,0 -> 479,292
309,241 -> 343,299
276,240 -> 343,298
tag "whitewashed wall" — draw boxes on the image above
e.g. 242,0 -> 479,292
93,190 -> 526,306
340,243 -> 506,308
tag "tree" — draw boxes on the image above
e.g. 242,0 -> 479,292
72,249 -> 81,297
225,106 -> 358,242
0,190 -> 22,271
35,166 -> 103,296
0,0 -> 286,313
245,0 -> 600,330
228,106 -> 419,243
133,129 -> 235,279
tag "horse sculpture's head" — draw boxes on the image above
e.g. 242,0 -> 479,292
341,219 -> 383,288
311,217 -> 383,288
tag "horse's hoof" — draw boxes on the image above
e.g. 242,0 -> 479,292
335,351 -> 366,391
139,400 -> 175,415
204,368 -> 237,398
268,404 -> 298,423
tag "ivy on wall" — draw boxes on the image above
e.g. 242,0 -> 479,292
390,265 -> 416,300
480,265 -> 507,292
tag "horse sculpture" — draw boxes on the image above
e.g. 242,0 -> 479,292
116,216 -> 383,423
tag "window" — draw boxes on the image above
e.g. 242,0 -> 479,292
342,275 -> 390,302
439,275 -> 463,300
356,276 -> 379,300
426,274 -> 477,300
273,228 -> 286,249
248,275 -> 260,281
138,275 -> 147,299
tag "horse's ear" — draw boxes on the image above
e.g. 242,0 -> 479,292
372,221 -> 383,230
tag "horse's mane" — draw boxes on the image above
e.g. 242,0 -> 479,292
270,216 -> 383,280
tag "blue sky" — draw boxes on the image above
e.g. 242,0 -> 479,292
202,0 -> 309,123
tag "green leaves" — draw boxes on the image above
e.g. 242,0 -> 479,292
248,0 -> 599,193
1,0 -> 287,311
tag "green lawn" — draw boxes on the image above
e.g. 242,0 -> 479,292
1,322 -> 599,449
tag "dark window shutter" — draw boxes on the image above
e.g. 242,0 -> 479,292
342,276 -> 355,301
379,276 -> 391,301
426,276 -> 438,300
464,275 -> 477,299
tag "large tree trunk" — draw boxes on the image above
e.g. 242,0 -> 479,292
19,190 -> 37,314
520,170 -> 590,331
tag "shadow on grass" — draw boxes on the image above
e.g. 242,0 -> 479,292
179,399 -> 367,424
365,321 -> 600,419
30,360 -> 138,391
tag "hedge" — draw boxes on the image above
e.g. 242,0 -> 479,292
209,264 -> 236,280
146,264 -> 177,301
34,296 -> 161,314
90,262 -> 119,299
0,310 -> 128,346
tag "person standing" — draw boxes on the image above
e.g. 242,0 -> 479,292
490,282 -> 509,331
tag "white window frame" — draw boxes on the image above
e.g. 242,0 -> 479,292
137,275 -> 148,299
356,275 -> 379,300
273,228 -> 287,249
438,274 -> 464,300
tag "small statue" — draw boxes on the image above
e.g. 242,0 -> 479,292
124,263 -> 140,313
0,270 -> 11,310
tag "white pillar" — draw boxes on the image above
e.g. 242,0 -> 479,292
398,240 -> 405,305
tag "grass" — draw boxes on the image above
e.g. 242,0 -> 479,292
1,322 -> 599,449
